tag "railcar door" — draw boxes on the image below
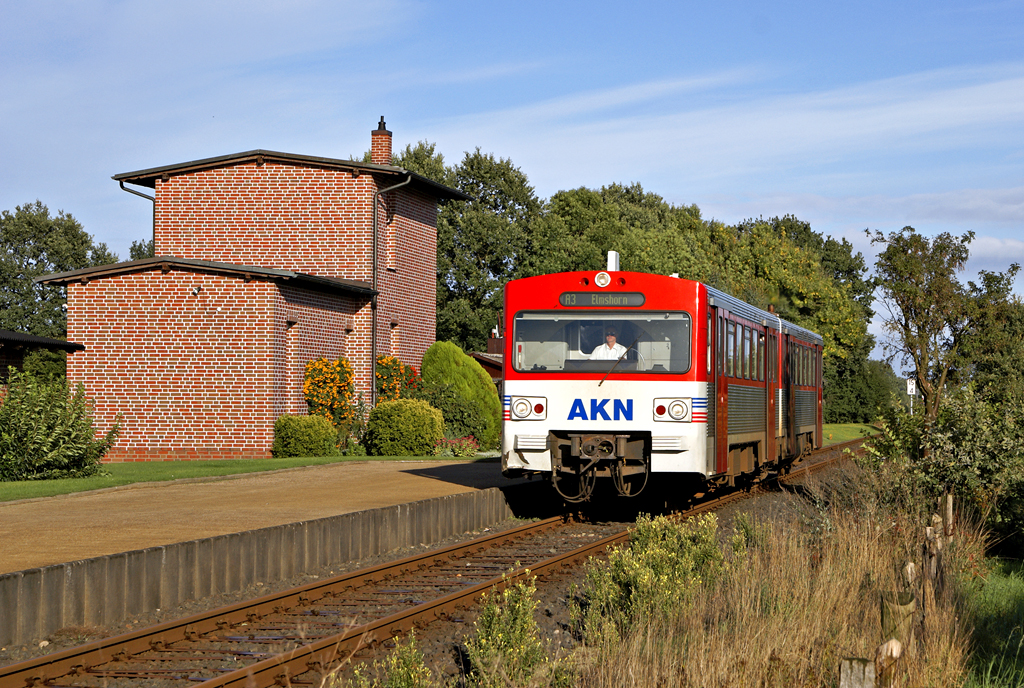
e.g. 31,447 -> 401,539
706,310 -> 717,476
715,310 -> 729,475
766,330 -> 777,462
815,344 -> 824,449
785,337 -> 797,459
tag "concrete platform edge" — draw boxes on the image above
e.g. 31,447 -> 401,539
0,486 -> 519,648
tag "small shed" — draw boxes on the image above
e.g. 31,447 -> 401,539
0,330 -> 84,382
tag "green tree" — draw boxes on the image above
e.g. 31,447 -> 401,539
436,149 -> 544,350
129,239 -> 155,260
392,140 -> 454,187
965,294 -> 1024,404
870,227 -> 1020,426
1,201 -> 117,339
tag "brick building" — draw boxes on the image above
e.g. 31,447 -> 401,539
40,121 -> 468,461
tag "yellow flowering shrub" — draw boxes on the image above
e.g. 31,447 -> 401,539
303,356 -> 355,425
375,355 -> 423,402
465,572 -> 546,688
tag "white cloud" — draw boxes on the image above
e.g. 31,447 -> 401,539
418,62 -> 1024,197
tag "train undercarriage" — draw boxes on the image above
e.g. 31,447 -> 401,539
506,429 -> 817,503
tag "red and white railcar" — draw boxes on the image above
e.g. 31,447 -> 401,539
501,268 -> 823,501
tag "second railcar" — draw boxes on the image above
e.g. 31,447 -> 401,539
500,269 -> 823,502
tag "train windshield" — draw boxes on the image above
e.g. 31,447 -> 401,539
512,311 -> 692,373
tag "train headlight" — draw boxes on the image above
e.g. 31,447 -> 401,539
668,400 -> 688,420
654,397 -> 691,422
595,271 -> 611,288
510,396 -> 547,420
512,398 -> 532,418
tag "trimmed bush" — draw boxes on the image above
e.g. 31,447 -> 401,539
420,382 -> 488,441
420,342 -> 501,449
271,414 -> 339,458
0,368 -> 120,480
365,398 -> 443,456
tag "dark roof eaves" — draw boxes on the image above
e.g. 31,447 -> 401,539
113,150 -> 470,201
0,329 -> 85,351
35,257 -> 376,298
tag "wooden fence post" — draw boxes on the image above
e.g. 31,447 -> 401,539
875,638 -> 904,688
839,658 -> 875,688
881,591 -> 917,650
924,520 -> 945,602
944,493 -> 954,539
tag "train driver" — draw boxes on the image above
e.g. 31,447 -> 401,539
590,325 -> 628,360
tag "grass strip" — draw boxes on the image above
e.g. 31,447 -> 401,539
823,422 -> 877,443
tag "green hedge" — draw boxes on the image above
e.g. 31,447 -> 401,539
421,342 -> 501,449
420,382 -> 488,441
0,369 -> 120,480
365,398 -> 444,456
272,414 -> 339,458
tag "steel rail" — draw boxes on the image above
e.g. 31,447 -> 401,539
0,517 -> 566,688
1,438 -> 865,688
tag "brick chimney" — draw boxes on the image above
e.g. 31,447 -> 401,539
370,116 -> 392,165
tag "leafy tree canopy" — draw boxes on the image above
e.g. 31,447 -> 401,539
0,201 -> 117,339
129,239 -> 155,260
870,226 -> 1020,424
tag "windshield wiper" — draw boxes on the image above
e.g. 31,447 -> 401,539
599,335 -> 641,387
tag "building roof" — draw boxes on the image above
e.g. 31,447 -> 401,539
112,150 -> 472,202
0,329 -> 85,352
35,256 -> 377,298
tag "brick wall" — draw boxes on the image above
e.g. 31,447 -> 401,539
271,284 -> 366,415
155,163 -> 378,281
67,268 -> 365,461
153,160 -> 437,371
376,187 -> 437,369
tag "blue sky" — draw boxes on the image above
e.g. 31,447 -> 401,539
3,0 -> 1023,300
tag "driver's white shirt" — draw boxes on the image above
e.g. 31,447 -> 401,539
590,342 -> 627,360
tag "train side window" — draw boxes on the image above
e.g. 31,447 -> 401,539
718,315 -> 725,375
753,329 -> 761,380
756,332 -> 764,381
749,329 -> 757,380
794,344 -> 802,387
742,327 -> 751,379
727,321 -> 735,377
707,313 -> 712,375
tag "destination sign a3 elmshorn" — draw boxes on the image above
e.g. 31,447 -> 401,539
559,292 -> 646,307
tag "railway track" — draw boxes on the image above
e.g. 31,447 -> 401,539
1,438 -> 864,688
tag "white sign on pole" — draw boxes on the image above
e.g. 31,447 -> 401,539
907,378 -> 916,396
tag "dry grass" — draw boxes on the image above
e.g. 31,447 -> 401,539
573,464 -> 982,687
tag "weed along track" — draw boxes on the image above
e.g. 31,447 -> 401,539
1,440 -> 863,688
